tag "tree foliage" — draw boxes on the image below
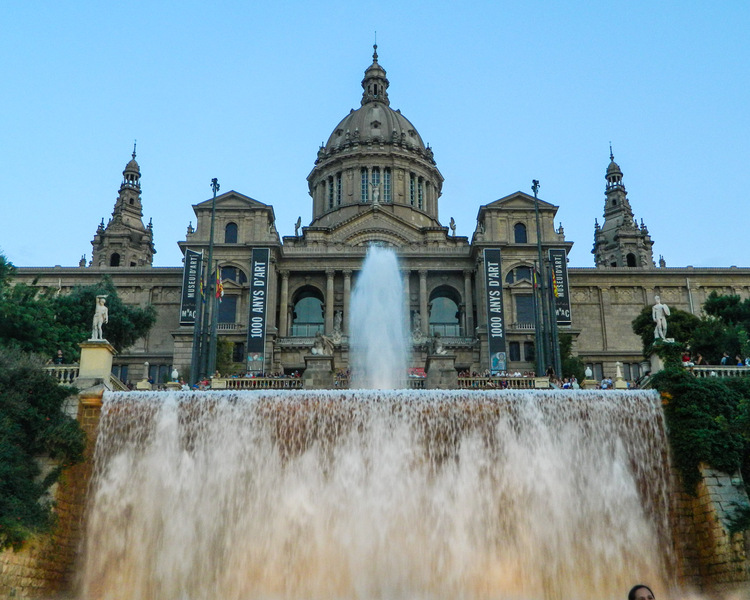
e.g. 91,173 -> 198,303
0,350 -> 85,550
0,257 -> 156,361
559,332 -> 585,382
652,367 -> 750,496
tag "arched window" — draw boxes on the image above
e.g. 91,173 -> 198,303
291,287 -> 324,337
514,223 -> 527,244
224,222 -> 238,244
429,285 -> 462,337
109,253 -> 120,267
505,266 -> 533,284
626,253 -> 637,267
221,266 -> 247,285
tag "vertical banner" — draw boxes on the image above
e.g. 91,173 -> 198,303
246,248 -> 270,373
483,248 -> 507,373
179,249 -> 203,325
548,248 -> 572,326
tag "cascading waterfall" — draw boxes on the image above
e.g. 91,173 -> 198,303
349,246 -> 409,389
80,389 -> 674,600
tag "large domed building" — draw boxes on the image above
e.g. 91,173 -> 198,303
15,47 -> 750,385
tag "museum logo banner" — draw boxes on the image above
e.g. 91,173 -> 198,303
483,248 -> 507,373
179,249 -> 203,326
247,248 -> 270,373
548,248 -> 572,326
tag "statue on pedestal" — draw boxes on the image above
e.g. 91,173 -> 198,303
91,295 -> 109,341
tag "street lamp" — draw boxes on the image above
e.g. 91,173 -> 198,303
532,179 -> 550,377
199,178 -> 220,379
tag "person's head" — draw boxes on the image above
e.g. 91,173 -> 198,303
654,295 -> 660,303
628,584 -> 654,600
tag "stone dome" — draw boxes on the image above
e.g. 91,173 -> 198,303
324,104 -> 426,153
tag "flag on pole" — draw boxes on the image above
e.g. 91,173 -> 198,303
216,272 -> 224,302
551,270 -> 559,297
199,275 -> 206,302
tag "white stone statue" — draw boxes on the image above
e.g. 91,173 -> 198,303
311,332 -> 334,356
652,295 -> 670,340
431,333 -> 448,355
333,310 -> 343,333
412,311 -> 421,333
91,295 -> 109,340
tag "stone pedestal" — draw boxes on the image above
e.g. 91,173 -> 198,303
165,381 -> 181,391
75,340 -> 116,389
425,354 -> 457,389
303,355 -> 334,389
582,378 -> 598,390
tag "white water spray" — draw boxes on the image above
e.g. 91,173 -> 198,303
349,246 -> 409,389
80,389 -> 675,600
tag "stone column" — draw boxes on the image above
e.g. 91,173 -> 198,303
403,269 -> 411,327
279,270 -> 289,337
325,268 -> 335,334
343,270 -> 352,334
463,269 -> 474,336
419,270 -> 429,336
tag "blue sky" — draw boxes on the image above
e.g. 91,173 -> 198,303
2,1 -> 748,269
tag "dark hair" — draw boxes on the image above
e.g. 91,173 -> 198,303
628,585 -> 654,600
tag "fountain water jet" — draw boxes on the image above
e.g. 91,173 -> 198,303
349,246 -> 409,389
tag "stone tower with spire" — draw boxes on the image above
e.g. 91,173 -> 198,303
91,146 -> 156,267
592,150 -> 654,268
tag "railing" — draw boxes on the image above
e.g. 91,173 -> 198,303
44,365 -> 79,385
429,324 -> 462,337
217,322 -> 243,331
44,364 -> 128,390
509,322 -> 535,331
213,377 -> 304,390
458,376 -> 536,389
290,323 -> 325,337
690,365 -> 750,379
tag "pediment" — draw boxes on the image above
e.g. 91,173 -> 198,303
484,191 -> 557,211
193,190 -> 270,211
327,208 -> 437,247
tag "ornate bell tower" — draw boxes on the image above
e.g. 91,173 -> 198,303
91,145 -> 156,267
592,149 -> 654,268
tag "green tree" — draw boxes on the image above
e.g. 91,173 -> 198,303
0,350 -> 86,550
51,276 -> 157,356
0,257 -> 156,361
559,332 -> 585,382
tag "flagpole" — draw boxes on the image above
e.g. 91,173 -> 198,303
207,259 -> 220,377
189,249 -> 204,386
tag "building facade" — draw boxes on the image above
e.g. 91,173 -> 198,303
15,48 -> 750,385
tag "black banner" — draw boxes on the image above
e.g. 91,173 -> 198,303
179,249 -> 203,325
483,248 -> 507,373
246,248 -> 270,373
549,248 -> 572,326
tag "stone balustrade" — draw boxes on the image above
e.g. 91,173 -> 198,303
44,364 -> 79,385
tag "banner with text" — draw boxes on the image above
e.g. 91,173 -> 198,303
179,249 -> 203,325
549,248 -> 572,326
246,248 -> 270,373
483,248 -> 507,373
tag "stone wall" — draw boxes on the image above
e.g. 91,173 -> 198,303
0,392 -> 103,599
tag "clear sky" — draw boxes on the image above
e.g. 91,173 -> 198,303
2,1 -> 748,269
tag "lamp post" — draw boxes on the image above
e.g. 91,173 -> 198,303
532,179 -> 550,376
200,178 -> 220,379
